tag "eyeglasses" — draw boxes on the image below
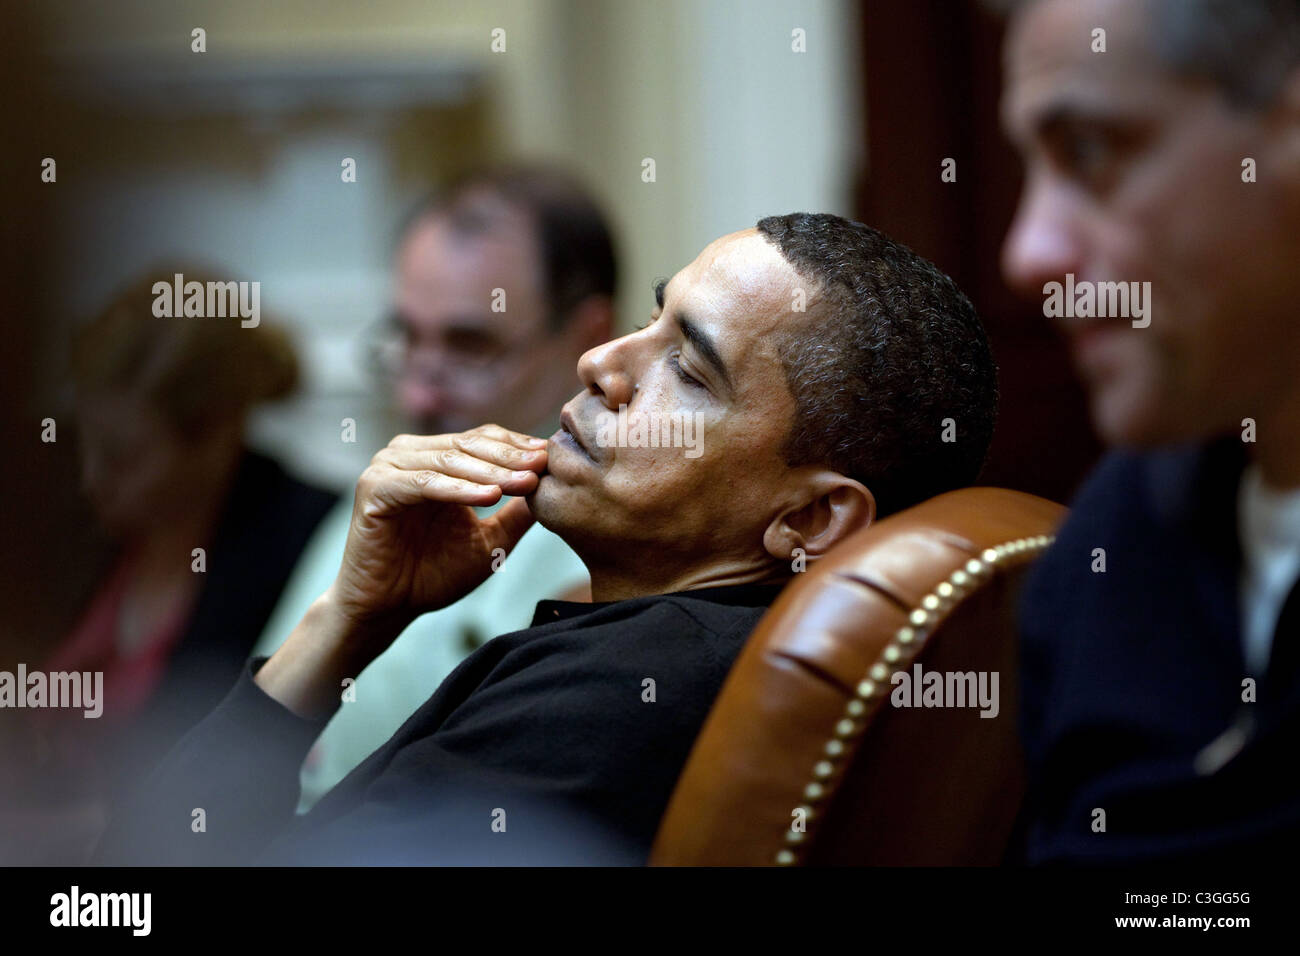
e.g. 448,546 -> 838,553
362,310 -> 556,382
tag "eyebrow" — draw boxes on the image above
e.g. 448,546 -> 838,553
678,314 -> 733,394
1014,94 -> 1146,145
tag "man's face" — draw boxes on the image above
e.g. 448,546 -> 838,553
1000,0 -> 1300,446
390,197 -> 578,434
528,229 -> 811,582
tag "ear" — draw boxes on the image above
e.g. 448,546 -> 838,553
564,295 -> 615,351
762,470 -> 876,565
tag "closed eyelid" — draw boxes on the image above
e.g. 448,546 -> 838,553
670,352 -> 706,389
634,296 -> 730,396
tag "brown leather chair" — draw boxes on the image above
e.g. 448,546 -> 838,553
650,487 -> 1066,866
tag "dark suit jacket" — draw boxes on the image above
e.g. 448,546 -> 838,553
1018,436 -> 1300,864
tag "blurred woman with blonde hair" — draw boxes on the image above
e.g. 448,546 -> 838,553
15,266 -> 336,862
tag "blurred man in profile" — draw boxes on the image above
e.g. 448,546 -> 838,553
999,0 -> 1300,862
252,165 -> 615,808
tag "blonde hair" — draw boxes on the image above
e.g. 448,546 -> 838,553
71,266 -> 299,436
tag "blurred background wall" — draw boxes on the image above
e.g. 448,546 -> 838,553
31,0 -> 863,487
856,0 -> 1102,503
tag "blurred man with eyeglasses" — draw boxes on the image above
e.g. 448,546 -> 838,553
252,166 -> 615,809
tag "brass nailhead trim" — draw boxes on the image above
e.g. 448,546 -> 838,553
774,532 -> 1056,865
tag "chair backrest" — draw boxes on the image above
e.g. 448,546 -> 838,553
649,487 -> 1066,865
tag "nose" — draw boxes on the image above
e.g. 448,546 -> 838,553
1001,173 -> 1083,302
395,350 -> 451,420
576,334 -> 638,410
396,378 -> 448,423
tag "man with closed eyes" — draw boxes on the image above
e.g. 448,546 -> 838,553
94,212 -> 998,865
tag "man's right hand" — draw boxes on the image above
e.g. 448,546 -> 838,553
327,424 -> 548,640
256,424 -> 548,719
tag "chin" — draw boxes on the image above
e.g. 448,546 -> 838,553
527,476 -> 612,561
1092,385 -> 1207,450
1093,396 -> 1159,448
525,475 -> 566,534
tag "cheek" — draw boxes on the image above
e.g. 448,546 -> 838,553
442,378 -> 490,408
1127,131 -> 1276,302
1101,213 -> 1223,383
601,423 -> 722,513
1132,225 -> 1283,403
616,435 -> 769,505
604,445 -> 701,505
493,357 -> 558,411
130,448 -> 188,502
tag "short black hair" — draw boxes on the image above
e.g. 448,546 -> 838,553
399,164 -> 619,331
756,213 -> 998,517
1150,0 -> 1300,108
